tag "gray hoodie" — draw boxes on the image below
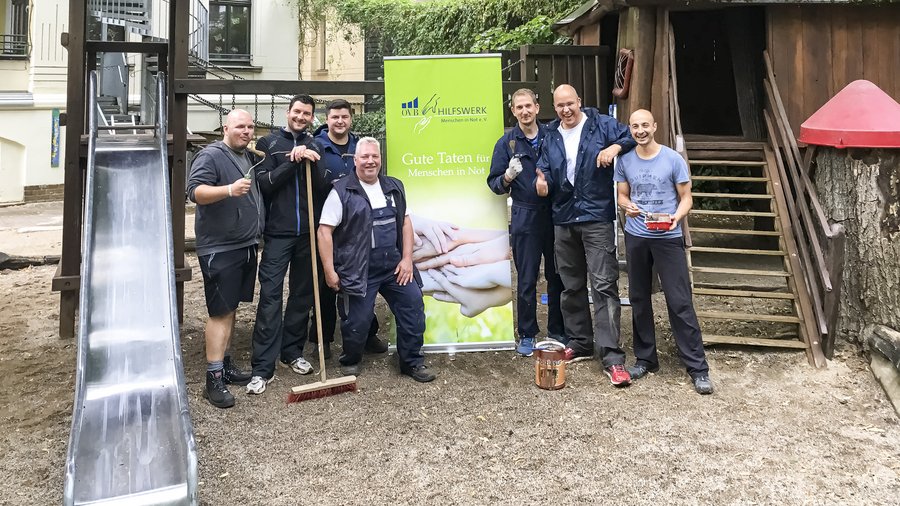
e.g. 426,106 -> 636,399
187,141 -> 265,256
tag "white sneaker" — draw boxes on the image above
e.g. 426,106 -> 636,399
246,375 -> 275,395
288,357 -> 313,375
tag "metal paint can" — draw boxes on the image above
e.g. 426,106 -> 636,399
534,340 -> 566,390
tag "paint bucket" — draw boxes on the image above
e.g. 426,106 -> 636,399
534,339 -> 566,390
644,212 -> 672,231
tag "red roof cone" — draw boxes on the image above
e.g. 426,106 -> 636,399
799,80 -> 900,148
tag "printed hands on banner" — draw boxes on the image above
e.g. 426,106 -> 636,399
410,214 -> 512,317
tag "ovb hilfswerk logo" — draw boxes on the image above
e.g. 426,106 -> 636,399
401,97 -> 419,115
400,93 -> 488,133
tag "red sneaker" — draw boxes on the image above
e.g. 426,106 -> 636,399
564,347 -> 592,364
605,364 -> 632,386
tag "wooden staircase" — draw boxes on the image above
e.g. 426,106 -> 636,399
683,138 -> 825,365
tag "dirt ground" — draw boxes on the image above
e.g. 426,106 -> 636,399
1,258 -> 899,505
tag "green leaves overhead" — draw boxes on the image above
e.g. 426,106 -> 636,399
295,0 -> 580,55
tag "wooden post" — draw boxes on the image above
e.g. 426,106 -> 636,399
58,0 -> 87,338
170,0 -> 190,322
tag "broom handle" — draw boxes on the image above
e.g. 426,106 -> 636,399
305,159 -> 328,383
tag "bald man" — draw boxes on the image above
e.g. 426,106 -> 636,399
535,84 -> 636,387
614,109 -> 713,394
187,109 -> 264,408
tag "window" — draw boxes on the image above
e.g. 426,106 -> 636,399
1,0 -> 29,58
209,0 -> 252,65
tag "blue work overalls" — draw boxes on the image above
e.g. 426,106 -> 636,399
338,197 -> 426,369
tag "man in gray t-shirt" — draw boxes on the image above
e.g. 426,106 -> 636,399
614,109 -> 713,395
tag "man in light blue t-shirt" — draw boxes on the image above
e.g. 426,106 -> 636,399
613,109 -> 713,395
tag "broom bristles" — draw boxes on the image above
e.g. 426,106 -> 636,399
286,376 -> 358,404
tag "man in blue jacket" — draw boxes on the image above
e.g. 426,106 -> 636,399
317,137 -> 435,382
535,84 -> 636,387
246,95 -> 321,395
310,99 -> 385,360
187,109 -> 260,408
487,89 -> 564,357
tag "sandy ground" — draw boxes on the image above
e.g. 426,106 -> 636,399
1,255 -> 899,505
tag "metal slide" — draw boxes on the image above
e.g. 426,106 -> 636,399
64,72 -> 198,506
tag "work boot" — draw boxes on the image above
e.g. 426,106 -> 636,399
223,356 -> 251,386
402,364 -> 436,383
364,335 -> 389,354
204,369 -> 235,408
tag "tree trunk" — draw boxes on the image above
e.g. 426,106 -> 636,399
814,148 -> 900,343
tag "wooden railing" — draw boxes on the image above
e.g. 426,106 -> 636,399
761,50 -> 846,358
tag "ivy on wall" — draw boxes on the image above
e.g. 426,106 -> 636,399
294,0 -> 580,55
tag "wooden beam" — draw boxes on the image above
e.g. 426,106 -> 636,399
173,79 -> 538,99
697,311 -> 800,324
691,266 -> 790,277
59,0 -> 87,338
703,335 -> 807,349
171,0 -> 190,322
694,287 -> 795,299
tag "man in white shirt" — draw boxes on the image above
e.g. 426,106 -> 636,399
535,85 -> 637,387
317,137 -> 435,382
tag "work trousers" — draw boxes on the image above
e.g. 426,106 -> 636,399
554,221 -> 624,367
338,269 -> 425,370
309,265 -> 380,345
251,234 -> 313,378
625,232 -> 709,378
510,204 -> 564,340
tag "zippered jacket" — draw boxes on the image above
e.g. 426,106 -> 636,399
537,108 -> 636,225
255,127 -> 325,237
487,123 -> 548,208
187,141 -> 264,256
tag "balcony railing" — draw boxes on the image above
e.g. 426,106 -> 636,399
0,34 -> 28,58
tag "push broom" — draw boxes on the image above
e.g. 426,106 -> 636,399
286,159 -> 358,403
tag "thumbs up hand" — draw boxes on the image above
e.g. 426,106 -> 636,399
535,169 -> 549,197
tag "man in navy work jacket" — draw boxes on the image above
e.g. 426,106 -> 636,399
535,84 -> 636,387
310,99 -> 385,360
187,108 -> 260,408
615,109 -> 713,395
317,137 -> 435,382
246,95 -> 321,395
487,88 -> 564,357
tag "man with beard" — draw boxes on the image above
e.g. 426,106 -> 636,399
247,95 -> 321,395
614,109 -> 713,395
535,84 -> 636,387
187,109 -> 260,408
309,99 -> 386,360
487,89 -> 564,356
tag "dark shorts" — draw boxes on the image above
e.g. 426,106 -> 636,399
198,245 -> 258,317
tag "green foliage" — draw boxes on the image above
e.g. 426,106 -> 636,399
351,109 -> 386,136
294,0 -> 580,56
470,15 -> 571,53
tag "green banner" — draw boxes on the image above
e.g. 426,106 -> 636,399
384,55 -> 513,350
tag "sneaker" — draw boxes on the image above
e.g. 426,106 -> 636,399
402,365 -> 436,383
693,375 -> 714,395
605,364 -> 632,387
549,334 -> 570,346
627,364 -> 659,380
286,357 -> 314,375
308,342 -> 332,360
564,347 -> 592,364
246,375 -> 275,395
516,337 -> 535,357
340,363 -> 361,376
203,369 -> 235,408
364,335 -> 389,354
222,356 -> 251,386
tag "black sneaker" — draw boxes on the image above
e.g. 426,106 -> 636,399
203,369 -> 235,408
402,365 -> 436,383
223,356 -> 251,386
627,363 -> 660,380
340,362 -> 361,376
308,342 -> 333,360
364,335 -> 389,354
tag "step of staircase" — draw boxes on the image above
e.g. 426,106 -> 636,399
684,140 -> 810,354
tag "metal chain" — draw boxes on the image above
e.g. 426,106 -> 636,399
218,94 -> 223,130
270,95 -> 276,128
253,94 -> 258,124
